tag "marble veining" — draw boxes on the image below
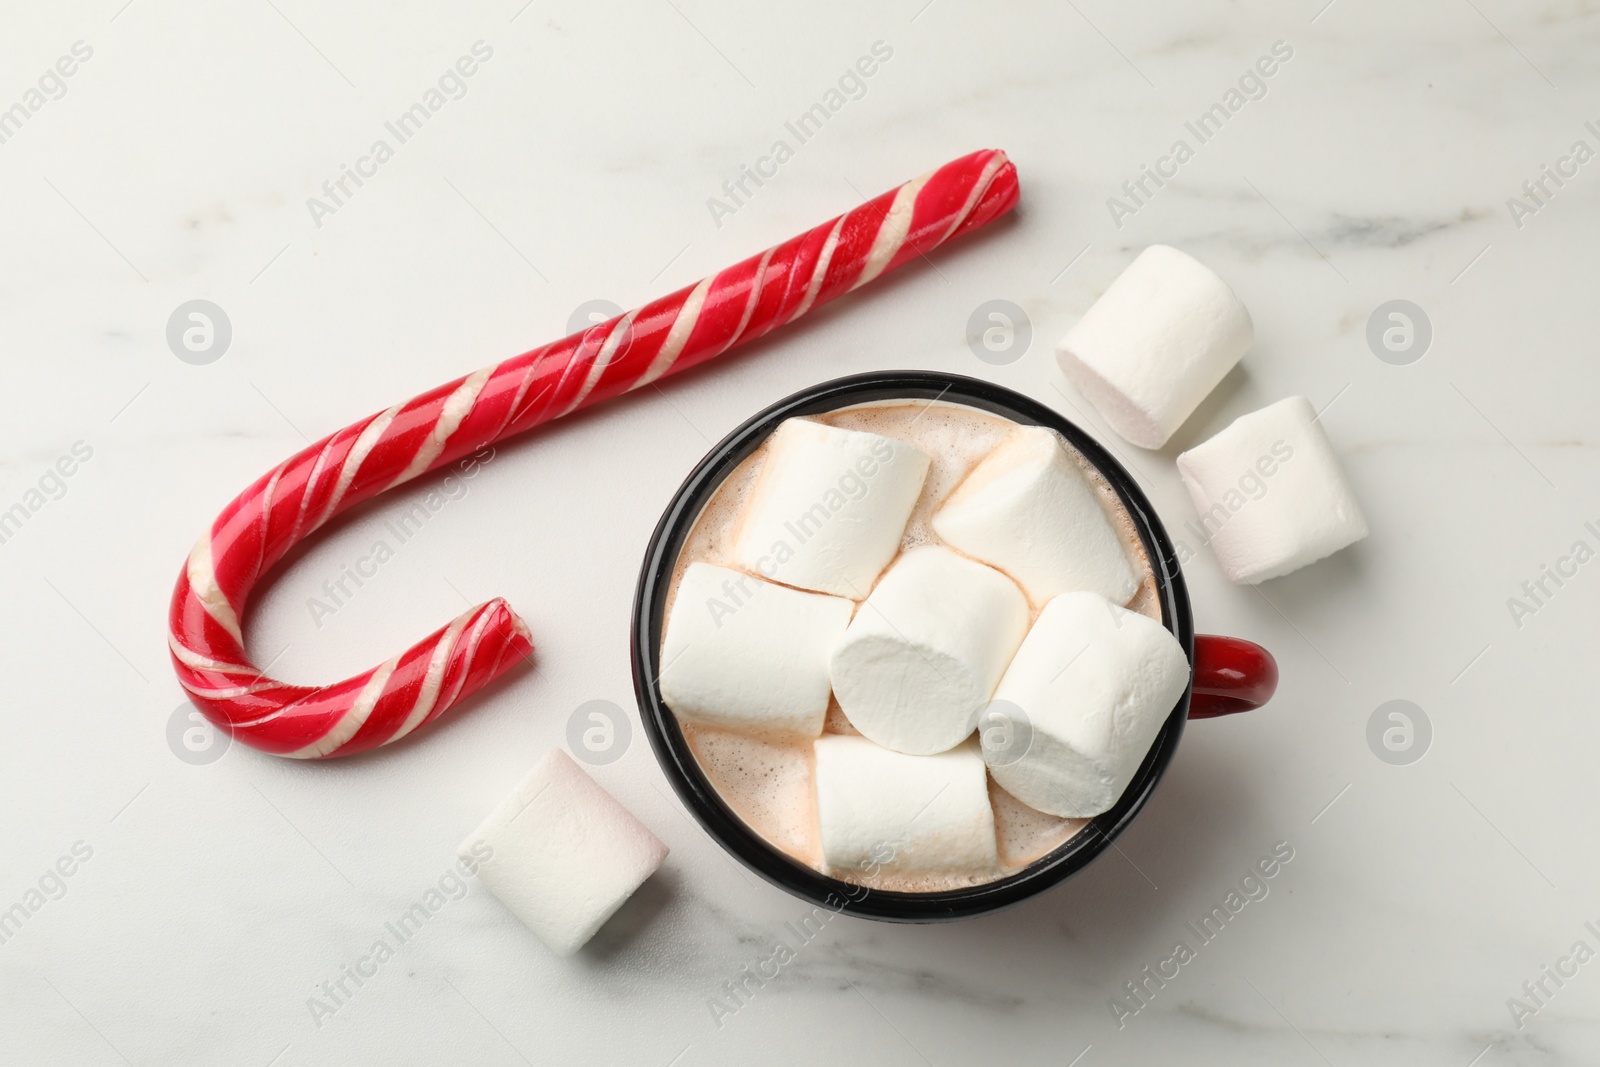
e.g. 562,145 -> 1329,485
2,1 -> 1598,1064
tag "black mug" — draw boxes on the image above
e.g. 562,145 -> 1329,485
631,372 -> 1277,922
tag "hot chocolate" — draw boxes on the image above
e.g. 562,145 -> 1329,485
657,399 -> 1164,893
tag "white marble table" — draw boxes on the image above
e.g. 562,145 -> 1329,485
3,1 -> 1597,1063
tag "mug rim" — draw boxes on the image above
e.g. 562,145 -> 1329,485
630,371 -> 1195,922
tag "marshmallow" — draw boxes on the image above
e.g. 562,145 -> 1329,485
1175,396 -> 1368,583
987,592 -> 1189,818
1057,245 -> 1253,449
459,750 -> 668,956
830,545 -> 1029,755
814,734 -> 998,876
733,418 -> 931,598
659,562 -> 854,739
932,425 -> 1138,606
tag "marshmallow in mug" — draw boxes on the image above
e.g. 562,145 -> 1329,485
1176,395 -> 1368,583
1057,245 -> 1253,449
932,425 -> 1139,606
814,734 -> 998,876
659,562 -> 853,738
831,545 -> 1030,755
987,591 -> 1189,818
459,750 -> 668,956
732,419 -> 931,598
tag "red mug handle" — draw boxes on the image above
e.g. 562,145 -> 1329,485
1188,635 -> 1278,719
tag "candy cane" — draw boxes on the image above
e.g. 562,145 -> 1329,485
168,149 -> 1020,758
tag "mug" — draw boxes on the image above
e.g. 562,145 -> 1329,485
631,372 -> 1277,921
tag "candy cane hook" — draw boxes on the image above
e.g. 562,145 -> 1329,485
168,149 -> 1020,758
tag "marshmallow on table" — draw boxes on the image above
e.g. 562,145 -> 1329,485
987,592 -> 1189,818
1176,395 -> 1368,583
660,562 -> 854,739
459,750 -> 668,956
814,734 -> 998,876
932,425 -> 1138,606
1057,245 -> 1253,449
733,418 -> 931,598
830,545 -> 1029,755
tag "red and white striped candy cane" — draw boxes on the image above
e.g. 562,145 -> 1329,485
168,149 -> 1020,758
